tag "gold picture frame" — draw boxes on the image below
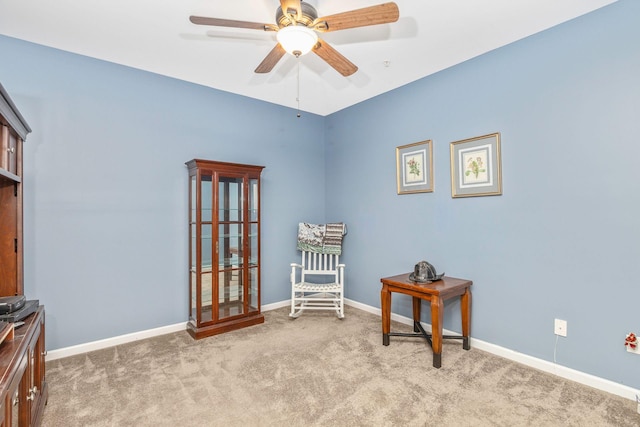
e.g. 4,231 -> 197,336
396,140 -> 433,194
450,132 -> 502,198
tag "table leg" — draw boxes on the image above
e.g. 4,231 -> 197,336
381,285 -> 391,346
412,296 -> 421,332
430,297 -> 444,368
461,287 -> 472,350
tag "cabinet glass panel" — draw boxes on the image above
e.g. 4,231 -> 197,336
219,224 -> 242,268
201,224 -> 213,270
190,270 -> 197,320
190,224 -> 196,271
249,178 -> 259,222
219,177 -> 243,222
248,266 -> 258,313
201,272 -> 213,323
249,223 -> 258,267
201,175 -> 213,222
190,176 -> 196,223
218,270 -> 244,319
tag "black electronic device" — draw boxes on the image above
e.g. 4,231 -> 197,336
0,295 -> 26,314
0,300 -> 39,323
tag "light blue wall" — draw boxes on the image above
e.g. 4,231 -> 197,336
0,0 -> 637,392
0,36 -> 326,350
326,0 -> 639,389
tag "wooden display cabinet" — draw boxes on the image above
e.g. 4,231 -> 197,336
0,83 -> 47,426
0,83 -> 30,297
186,159 -> 265,339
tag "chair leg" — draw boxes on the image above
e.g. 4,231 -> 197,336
290,290 -> 345,318
290,290 -> 300,318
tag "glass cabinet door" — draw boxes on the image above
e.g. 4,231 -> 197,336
218,176 -> 245,320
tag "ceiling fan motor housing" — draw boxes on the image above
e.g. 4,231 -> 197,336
276,1 -> 318,28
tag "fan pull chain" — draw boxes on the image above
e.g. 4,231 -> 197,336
296,57 -> 301,118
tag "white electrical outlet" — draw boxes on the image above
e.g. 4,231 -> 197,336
554,319 -> 567,337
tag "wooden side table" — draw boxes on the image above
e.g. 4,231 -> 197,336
380,273 -> 472,368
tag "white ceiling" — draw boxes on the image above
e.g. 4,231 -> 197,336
0,0 -> 617,116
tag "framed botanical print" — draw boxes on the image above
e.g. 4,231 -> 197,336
450,132 -> 502,198
396,140 -> 434,194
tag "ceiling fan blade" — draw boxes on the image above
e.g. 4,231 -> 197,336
189,16 -> 277,31
255,44 -> 287,73
313,39 -> 358,77
280,0 -> 302,20
313,2 -> 399,32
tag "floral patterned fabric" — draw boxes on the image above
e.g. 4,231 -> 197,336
297,222 -> 347,255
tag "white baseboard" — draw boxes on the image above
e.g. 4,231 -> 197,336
46,322 -> 188,361
262,300 -> 291,311
45,298 -> 640,402
342,298 -> 640,402
45,302 -> 291,361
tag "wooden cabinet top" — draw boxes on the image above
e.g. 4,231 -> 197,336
0,83 -> 31,141
186,159 -> 265,175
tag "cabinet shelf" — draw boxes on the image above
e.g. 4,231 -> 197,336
0,168 -> 20,182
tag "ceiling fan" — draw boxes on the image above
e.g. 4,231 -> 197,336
189,1 -> 399,77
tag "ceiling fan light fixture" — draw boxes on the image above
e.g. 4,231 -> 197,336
276,25 -> 318,56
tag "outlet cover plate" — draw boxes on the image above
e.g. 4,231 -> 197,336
554,319 -> 567,337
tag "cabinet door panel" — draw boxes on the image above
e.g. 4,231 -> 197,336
0,181 -> 18,296
7,133 -> 17,175
27,322 -> 43,423
219,224 -> 242,268
200,175 -> 213,222
0,125 -> 7,172
218,269 -> 244,319
4,352 -> 27,427
200,272 -> 213,323
218,177 -> 243,222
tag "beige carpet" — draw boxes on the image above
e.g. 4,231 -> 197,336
42,306 -> 637,426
